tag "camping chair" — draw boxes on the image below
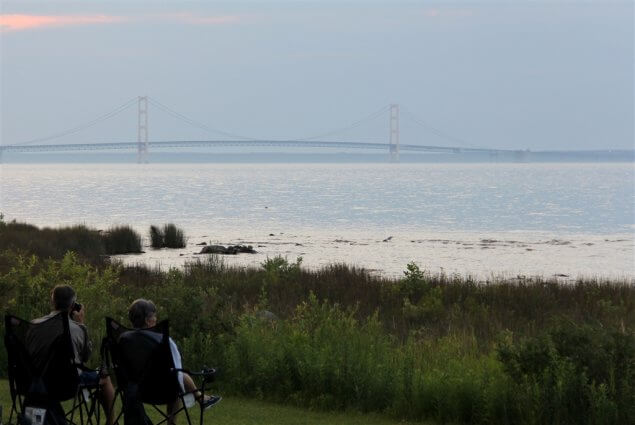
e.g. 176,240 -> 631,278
4,312 -> 101,425
103,318 -> 218,425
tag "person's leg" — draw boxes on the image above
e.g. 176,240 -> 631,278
80,371 -> 115,425
99,376 -> 115,425
182,373 -> 221,408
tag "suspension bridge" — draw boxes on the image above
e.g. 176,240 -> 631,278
0,96 -> 525,162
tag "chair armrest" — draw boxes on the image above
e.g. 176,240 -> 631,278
173,367 -> 216,378
75,362 -> 110,378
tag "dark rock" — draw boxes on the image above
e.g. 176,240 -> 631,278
199,245 -> 228,254
382,236 -> 393,242
199,244 -> 257,255
196,242 -> 207,246
269,233 -> 275,236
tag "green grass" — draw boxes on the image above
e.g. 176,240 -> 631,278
0,380 -> 427,425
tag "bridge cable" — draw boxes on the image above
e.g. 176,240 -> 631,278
400,106 -> 478,149
147,97 -> 259,141
295,105 -> 391,142
148,97 -> 390,143
10,97 -> 138,146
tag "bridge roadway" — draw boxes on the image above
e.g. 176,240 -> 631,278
0,140 -> 512,154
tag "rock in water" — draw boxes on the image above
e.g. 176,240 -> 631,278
199,244 -> 257,255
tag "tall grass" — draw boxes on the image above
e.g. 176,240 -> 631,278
162,223 -> 186,248
102,225 -> 143,254
0,220 -> 105,263
149,225 -> 163,248
148,223 -> 186,249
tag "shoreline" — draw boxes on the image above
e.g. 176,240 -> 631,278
110,228 -> 635,281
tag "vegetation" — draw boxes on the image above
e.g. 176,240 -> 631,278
0,220 -> 633,424
0,220 -> 105,263
149,223 -> 186,249
102,226 -> 143,254
162,223 -> 186,248
149,225 -> 164,249
0,220 -> 143,261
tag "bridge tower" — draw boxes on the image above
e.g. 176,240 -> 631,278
137,96 -> 149,163
389,104 -> 399,162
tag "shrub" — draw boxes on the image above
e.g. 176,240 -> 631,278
162,223 -> 186,248
148,224 -> 186,248
149,225 -> 163,248
496,322 -> 635,425
0,220 -> 105,263
102,225 -> 142,254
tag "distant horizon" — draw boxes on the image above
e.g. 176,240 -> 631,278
2,149 -> 633,164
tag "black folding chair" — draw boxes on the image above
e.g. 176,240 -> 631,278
103,318 -> 218,425
4,312 -> 101,425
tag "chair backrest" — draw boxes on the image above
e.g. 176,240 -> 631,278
105,317 -> 181,405
4,312 -> 80,402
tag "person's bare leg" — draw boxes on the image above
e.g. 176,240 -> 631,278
167,399 -> 180,425
99,376 -> 115,425
183,374 -> 197,394
183,374 -> 209,401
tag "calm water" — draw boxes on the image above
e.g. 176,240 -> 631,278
1,163 -> 633,278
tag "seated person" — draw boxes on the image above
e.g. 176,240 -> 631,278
31,285 -> 115,425
127,298 -> 221,411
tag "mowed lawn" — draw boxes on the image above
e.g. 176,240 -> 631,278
0,381 -> 427,425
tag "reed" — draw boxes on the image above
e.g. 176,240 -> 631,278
148,224 -> 186,249
0,220 -> 105,263
102,225 -> 143,254
149,225 -> 164,248
162,223 -> 186,248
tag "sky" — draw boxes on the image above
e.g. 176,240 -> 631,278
0,0 -> 633,151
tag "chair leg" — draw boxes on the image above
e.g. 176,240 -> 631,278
8,397 -> 17,425
181,400 -> 193,425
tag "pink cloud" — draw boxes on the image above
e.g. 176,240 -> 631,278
0,14 -> 126,32
0,12 -> 243,33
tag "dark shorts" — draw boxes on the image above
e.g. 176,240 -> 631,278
79,370 -> 100,386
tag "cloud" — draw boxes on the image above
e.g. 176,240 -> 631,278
0,14 -> 126,32
0,12 -> 245,32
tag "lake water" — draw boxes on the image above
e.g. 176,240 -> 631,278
1,163 -> 633,279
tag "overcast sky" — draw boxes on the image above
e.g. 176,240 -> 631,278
1,0 -> 633,150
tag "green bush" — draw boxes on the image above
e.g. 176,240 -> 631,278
497,322 -> 634,425
162,223 -> 186,248
149,225 -> 163,248
102,225 -> 142,254
148,224 -> 186,248
0,220 -> 105,263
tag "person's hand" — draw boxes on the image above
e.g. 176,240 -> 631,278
72,304 -> 85,324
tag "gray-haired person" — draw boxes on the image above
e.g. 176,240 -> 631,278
127,299 -> 221,414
